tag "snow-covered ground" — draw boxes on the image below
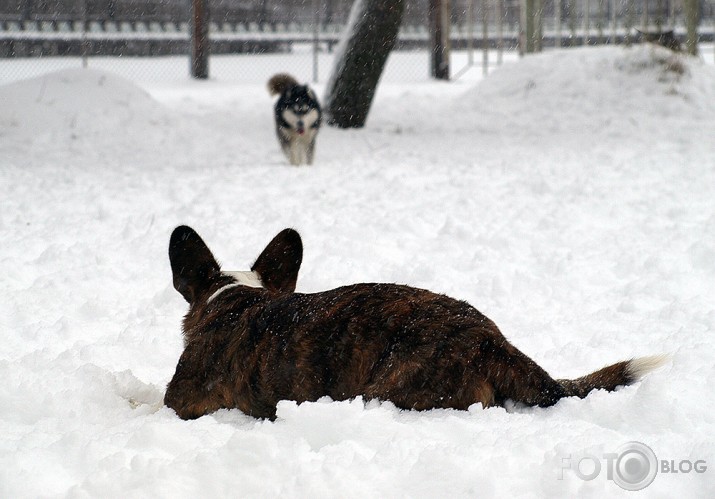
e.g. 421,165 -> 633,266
1,45 -> 714,498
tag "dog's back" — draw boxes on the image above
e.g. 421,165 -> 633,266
214,283 -> 532,418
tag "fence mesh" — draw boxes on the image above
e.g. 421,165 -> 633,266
1,0 -> 713,86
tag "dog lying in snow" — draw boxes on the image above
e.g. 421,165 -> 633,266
165,226 -> 667,420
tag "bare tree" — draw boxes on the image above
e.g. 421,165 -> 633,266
324,0 -> 405,128
684,0 -> 699,56
191,0 -> 209,79
429,0 -> 450,79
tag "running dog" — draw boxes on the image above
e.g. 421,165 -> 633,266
268,73 -> 321,166
165,225 -> 667,420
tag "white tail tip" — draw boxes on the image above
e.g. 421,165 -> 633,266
626,354 -> 670,381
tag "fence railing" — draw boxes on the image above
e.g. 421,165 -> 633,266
2,21 -> 713,57
1,0 -> 713,81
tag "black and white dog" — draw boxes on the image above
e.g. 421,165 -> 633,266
268,73 -> 321,166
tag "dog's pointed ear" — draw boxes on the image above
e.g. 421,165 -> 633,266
169,225 -> 221,304
251,228 -> 303,293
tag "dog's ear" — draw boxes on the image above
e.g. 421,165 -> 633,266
169,225 -> 221,304
251,228 -> 303,293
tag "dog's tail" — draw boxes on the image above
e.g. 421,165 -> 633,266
268,73 -> 299,96
558,354 -> 669,399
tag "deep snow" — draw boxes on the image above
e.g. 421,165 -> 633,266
1,46 -> 714,498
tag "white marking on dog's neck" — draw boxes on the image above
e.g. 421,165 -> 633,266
206,270 -> 263,304
281,108 -> 319,130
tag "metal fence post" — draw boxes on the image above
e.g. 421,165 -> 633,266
313,0 -> 319,83
556,0 -> 563,48
482,0 -> 489,75
497,0 -> 504,64
81,0 -> 88,68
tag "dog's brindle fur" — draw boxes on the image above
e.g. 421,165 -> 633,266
165,226 -> 665,420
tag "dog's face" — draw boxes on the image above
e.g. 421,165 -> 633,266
168,226 -> 303,307
280,85 -> 321,136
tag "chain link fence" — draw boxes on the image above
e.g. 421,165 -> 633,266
1,0 -> 713,86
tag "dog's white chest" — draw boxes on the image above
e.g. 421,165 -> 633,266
281,108 -> 319,131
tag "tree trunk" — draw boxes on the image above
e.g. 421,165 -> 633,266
429,0 -> 450,80
521,0 -> 536,53
324,0 -> 405,128
683,0 -> 699,56
191,0 -> 209,79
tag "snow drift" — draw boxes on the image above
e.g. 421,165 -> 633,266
1,46 -> 714,498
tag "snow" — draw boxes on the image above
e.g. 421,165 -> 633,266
2,45 -> 714,497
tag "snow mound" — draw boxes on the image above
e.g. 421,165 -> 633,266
0,68 -> 170,139
0,68 -> 187,166
1,48 -> 714,498
468,45 -> 715,134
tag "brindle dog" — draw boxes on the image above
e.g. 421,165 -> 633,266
165,226 -> 666,420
